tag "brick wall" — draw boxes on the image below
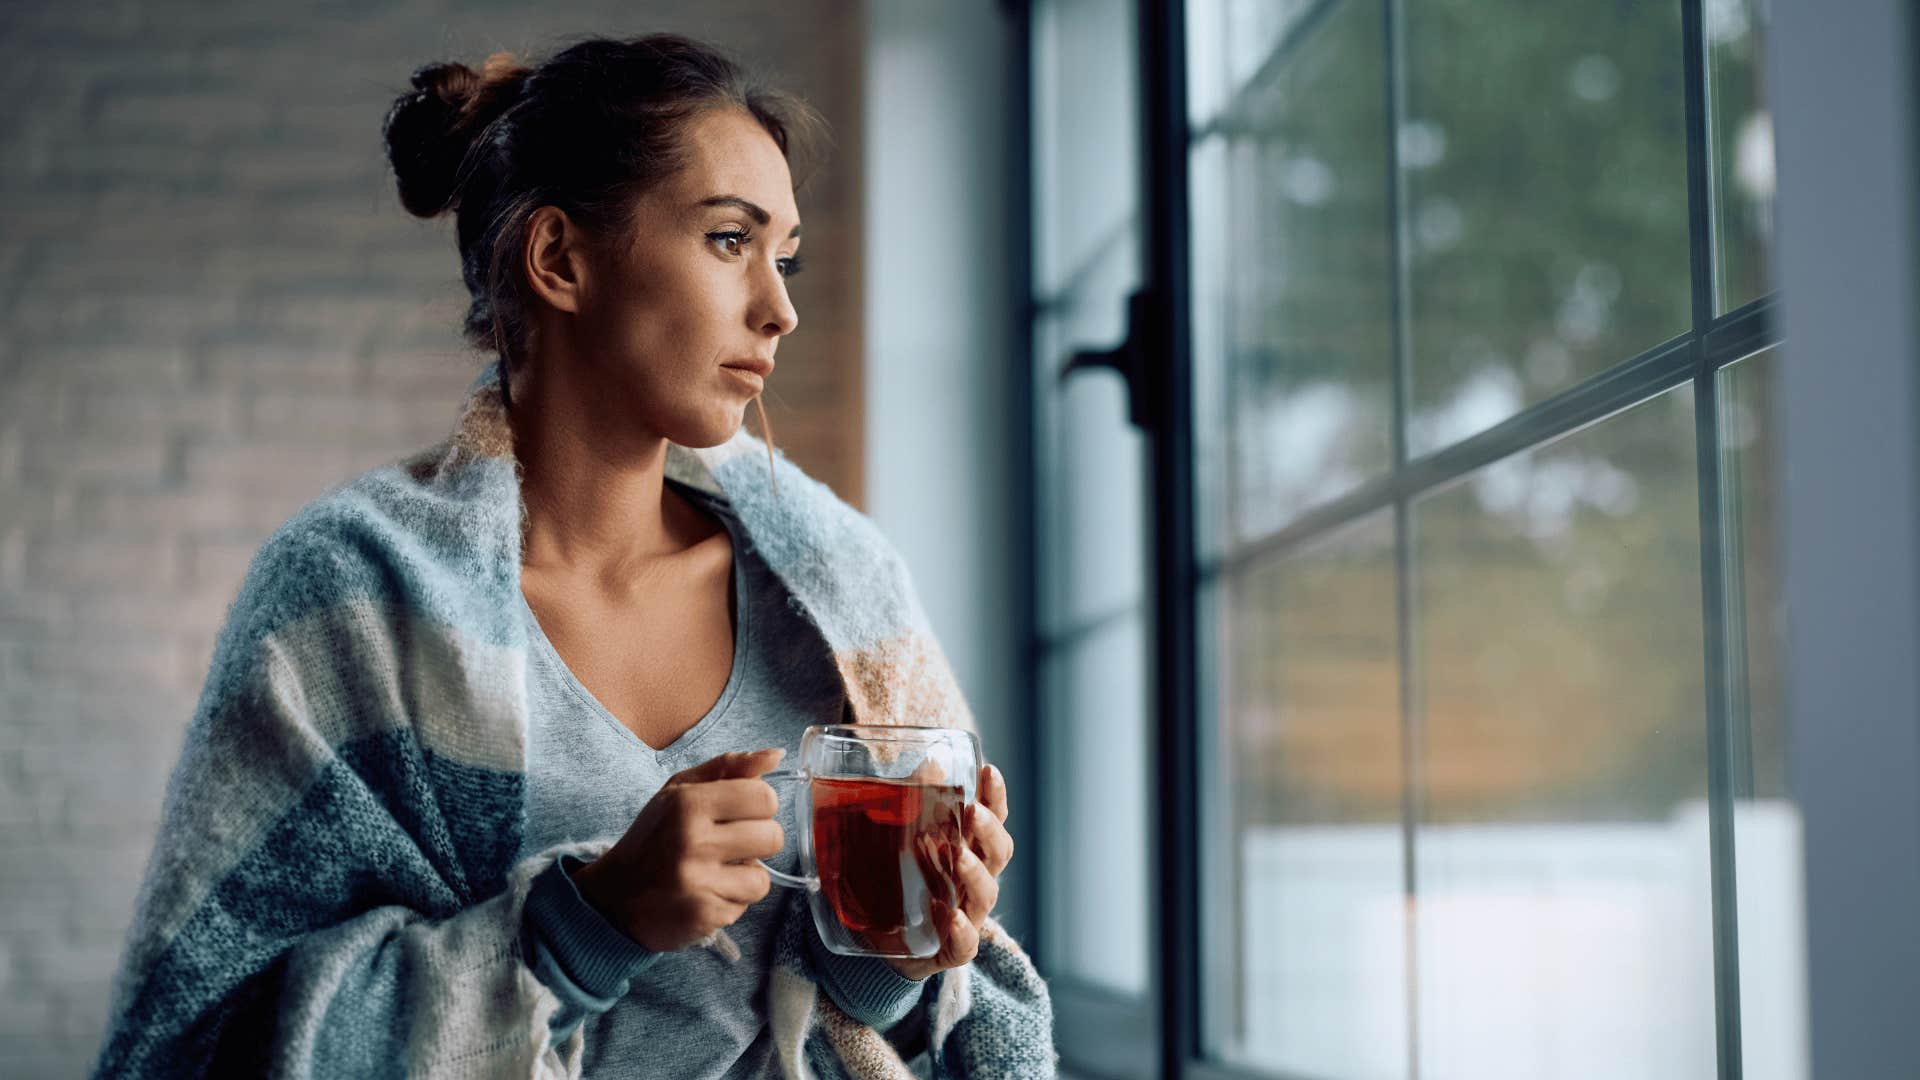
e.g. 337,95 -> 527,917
0,3 -> 863,1072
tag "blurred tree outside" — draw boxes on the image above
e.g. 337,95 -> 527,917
1203,0 -> 1778,829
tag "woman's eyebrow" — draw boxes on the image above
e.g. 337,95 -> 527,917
698,194 -> 802,238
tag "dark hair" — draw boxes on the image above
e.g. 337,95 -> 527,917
382,35 -> 824,408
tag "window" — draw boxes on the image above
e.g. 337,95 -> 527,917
1032,1 -> 1796,1077
1029,1 -> 1157,1073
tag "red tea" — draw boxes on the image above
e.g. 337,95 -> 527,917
811,775 -> 967,954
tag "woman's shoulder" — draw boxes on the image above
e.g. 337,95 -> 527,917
226,447 -> 524,652
693,436 -> 935,645
693,435 -> 906,569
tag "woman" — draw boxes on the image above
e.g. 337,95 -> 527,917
93,34 -> 1054,1079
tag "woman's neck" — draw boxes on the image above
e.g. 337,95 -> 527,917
508,362 -> 713,588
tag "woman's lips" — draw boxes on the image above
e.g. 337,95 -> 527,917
723,357 -> 776,377
722,365 -> 766,392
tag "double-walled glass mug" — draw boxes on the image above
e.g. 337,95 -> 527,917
760,724 -> 982,958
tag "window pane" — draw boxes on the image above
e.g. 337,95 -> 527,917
1032,0 -> 1152,1011
1191,0 -> 1395,548
1033,0 -> 1141,297
1722,350 -> 1808,1080
1033,0 -> 1148,637
1188,0 -> 1340,127
1405,0 -> 1691,455
1707,0 -> 1776,312
1413,386 -> 1716,1078
1033,278 -> 1149,636
1041,615 -> 1151,995
1202,512 -> 1408,1078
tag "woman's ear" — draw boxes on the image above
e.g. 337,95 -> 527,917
523,205 -> 590,315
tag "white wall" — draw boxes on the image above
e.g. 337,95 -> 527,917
1771,2 -> 1920,1077
861,0 -> 1032,941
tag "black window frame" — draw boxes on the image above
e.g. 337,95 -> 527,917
1029,1 -> 1785,1078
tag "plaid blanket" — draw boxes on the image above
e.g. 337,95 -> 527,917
93,363 -> 1056,1078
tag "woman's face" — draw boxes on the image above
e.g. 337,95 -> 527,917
558,107 -> 802,449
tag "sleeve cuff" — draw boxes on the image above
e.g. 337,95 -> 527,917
807,924 -> 928,1030
524,854 -> 661,1006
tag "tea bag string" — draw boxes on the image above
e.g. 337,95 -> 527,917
697,928 -> 743,963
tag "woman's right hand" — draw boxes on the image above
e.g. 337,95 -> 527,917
570,747 -> 788,953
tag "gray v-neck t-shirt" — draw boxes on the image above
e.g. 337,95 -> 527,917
519,482 -> 856,1078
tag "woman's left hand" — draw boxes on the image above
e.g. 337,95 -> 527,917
885,763 -> 1014,981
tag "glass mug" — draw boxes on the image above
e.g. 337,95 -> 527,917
760,724 -> 981,958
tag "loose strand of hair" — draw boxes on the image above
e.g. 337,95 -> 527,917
753,394 -> 779,497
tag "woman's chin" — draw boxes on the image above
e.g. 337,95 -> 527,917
665,405 -> 749,449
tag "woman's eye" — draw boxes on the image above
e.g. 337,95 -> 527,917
711,230 -> 802,277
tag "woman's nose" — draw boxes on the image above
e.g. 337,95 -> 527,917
753,262 -> 799,337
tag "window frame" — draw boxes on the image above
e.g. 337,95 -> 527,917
1031,0 -> 1785,1078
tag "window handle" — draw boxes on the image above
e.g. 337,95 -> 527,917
1058,288 -> 1159,432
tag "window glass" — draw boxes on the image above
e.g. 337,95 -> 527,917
1040,615 -> 1152,995
1032,0 -> 1152,1000
1404,0 -> 1691,455
1707,0 -> 1776,311
1034,273 -> 1149,637
1191,0 -> 1395,545
1722,350 -> 1808,1080
1034,0 -> 1141,297
1202,512 -> 1408,1077
1044,0 -> 1793,1072
1190,0 -> 1347,128
1413,386 -> 1715,1079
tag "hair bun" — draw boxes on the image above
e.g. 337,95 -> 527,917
385,57 -> 530,219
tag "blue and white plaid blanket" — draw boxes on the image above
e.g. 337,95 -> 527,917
93,363 -> 1055,1078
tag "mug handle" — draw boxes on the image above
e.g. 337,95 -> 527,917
759,769 -> 820,892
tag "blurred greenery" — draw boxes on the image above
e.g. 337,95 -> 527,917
1403,0 -> 1690,444
1200,0 -> 1779,826
1203,0 -> 1393,538
1708,0 -> 1775,310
